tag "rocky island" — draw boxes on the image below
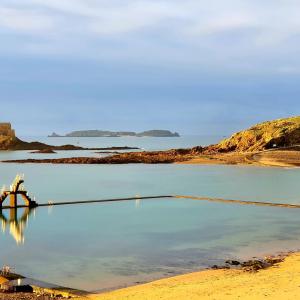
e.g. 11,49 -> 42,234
49,129 -> 180,137
0,123 -> 139,151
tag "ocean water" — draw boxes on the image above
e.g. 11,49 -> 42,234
1,136 -> 300,291
22,135 -> 221,151
0,135 -> 220,161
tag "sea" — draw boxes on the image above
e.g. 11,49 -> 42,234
1,135 -> 300,291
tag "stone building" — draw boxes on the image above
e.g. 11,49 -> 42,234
0,123 -> 15,137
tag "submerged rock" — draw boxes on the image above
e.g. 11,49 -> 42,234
30,149 -> 57,154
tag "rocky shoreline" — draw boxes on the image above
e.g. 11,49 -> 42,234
2,147 -> 202,164
4,138 -> 140,152
0,252 -> 289,300
0,293 -> 65,300
212,254 -> 286,272
91,251 -> 300,300
4,147 -> 300,167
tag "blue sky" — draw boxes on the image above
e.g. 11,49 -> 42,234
0,0 -> 300,135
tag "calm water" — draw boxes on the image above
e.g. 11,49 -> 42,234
22,135 -> 221,151
1,136 -> 300,291
0,135 -> 220,161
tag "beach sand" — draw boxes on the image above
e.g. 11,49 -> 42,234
88,252 -> 300,300
181,150 -> 300,168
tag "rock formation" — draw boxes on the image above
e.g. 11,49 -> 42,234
48,132 -> 61,137
214,116 -> 300,152
0,123 -> 17,150
0,123 -> 15,137
0,123 -> 139,151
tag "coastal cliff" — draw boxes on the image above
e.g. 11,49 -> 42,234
214,116 -> 300,152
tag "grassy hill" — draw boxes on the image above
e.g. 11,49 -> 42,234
216,116 -> 300,152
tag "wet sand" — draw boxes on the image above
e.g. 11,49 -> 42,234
2,253 -> 300,299
88,252 -> 300,300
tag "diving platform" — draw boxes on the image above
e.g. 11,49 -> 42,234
0,175 -> 38,209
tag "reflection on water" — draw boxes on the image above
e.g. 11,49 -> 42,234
0,207 -> 34,244
1,198 -> 300,291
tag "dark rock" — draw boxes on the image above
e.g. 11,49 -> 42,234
3,149 -> 190,164
211,265 -> 220,269
225,260 -> 240,266
48,132 -> 62,137
94,147 -> 140,150
14,285 -> 33,293
241,260 -> 269,271
30,149 -> 57,154
211,265 -> 230,270
191,146 -> 204,154
264,256 -> 284,264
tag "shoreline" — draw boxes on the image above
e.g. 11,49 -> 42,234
1,250 -> 299,299
87,251 -> 300,300
3,149 -> 300,168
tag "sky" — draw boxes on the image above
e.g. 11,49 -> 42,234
1,0 -> 300,136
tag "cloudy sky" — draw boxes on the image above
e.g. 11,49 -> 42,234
1,0 -> 300,135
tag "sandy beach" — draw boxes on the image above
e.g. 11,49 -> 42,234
180,150 -> 300,168
88,252 -> 300,300
1,252 -> 300,299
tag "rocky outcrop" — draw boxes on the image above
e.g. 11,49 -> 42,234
0,123 -> 15,137
3,137 -> 84,151
4,149 -> 192,164
0,123 -> 140,151
48,132 -> 62,137
0,123 -> 16,150
214,116 -> 300,152
0,123 -> 86,150
30,149 -> 57,154
93,147 -> 140,150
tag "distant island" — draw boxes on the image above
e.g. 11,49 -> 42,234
0,123 -> 140,151
48,130 -> 180,138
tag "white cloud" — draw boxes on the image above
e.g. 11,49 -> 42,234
1,0 -> 300,41
89,2 -> 186,35
0,7 -> 54,32
1,0 -> 300,73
